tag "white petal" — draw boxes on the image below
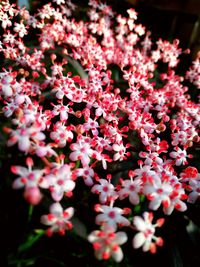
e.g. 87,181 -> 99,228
99,193 -> 107,203
40,215 -> 55,225
133,232 -> 145,248
50,202 -> 63,216
149,198 -> 162,210
143,239 -> 151,252
12,178 -> 25,189
111,247 -> 123,262
114,232 -> 128,245
64,207 -> 74,219
64,180 -> 75,191
129,192 -> 140,205
118,216 -> 130,227
18,136 -> 30,152
51,191 -> 64,202
39,177 -> 49,189
133,216 -> 146,231
95,213 -> 106,225
88,231 -> 100,243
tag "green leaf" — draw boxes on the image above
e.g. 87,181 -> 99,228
18,230 -> 45,253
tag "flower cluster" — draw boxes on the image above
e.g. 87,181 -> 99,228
0,0 -> 200,263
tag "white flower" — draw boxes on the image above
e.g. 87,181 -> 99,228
95,204 -> 130,230
170,147 -> 189,166
41,202 -> 74,236
91,179 -> 117,203
118,179 -> 141,205
133,212 -> 164,253
13,22 -> 27,38
45,164 -> 76,201
11,157 -> 48,205
69,138 -> 94,167
88,224 -> 127,262
75,167 -> 94,186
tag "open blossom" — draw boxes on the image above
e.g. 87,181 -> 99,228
88,224 -> 127,262
11,157 -> 48,204
91,179 -> 117,203
0,13 -> 12,28
13,22 -> 28,38
45,164 -> 76,201
133,212 -> 164,253
50,122 -> 73,147
69,137 -> 94,167
75,166 -> 95,186
53,0 -> 65,5
143,175 -> 173,211
41,202 -> 74,236
169,146 -> 191,166
0,72 -> 14,97
112,141 -> 128,161
7,125 -> 45,153
118,178 -> 141,205
185,176 -> 200,203
95,203 -> 130,230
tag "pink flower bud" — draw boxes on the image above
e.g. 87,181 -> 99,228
24,187 -> 42,205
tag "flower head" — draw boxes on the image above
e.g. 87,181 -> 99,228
88,224 -> 127,262
133,212 -> 164,253
41,202 -> 74,236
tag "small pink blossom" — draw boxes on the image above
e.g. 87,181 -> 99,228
41,202 -> 74,236
169,147 -> 190,166
45,164 -> 76,201
91,179 -> 117,203
69,138 -> 94,167
88,224 -> 127,262
118,179 -> 141,205
95,203 -> 130,230
133,212 -> 164,253
11,157 -> 48,204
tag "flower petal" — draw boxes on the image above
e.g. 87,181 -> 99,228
50,202 -> 63,216
133,232 -> 145,249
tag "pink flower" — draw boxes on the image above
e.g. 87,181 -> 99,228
112,142 -> 127,161
91,179 -> 117,203
88,224 -> 127,262
69,137 -> 94,167
95,204 -> 130,230
133,212 -> 164,253
7,126 -> 45,153
11,157 -> 48,204
75,166 -> 95,186
143,175 -> 172,211
169,147 -> 190,166
45,164 -> 76,201
118,179 -> 141,205
50,122 -> 73,147
41,202 -> 74,236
